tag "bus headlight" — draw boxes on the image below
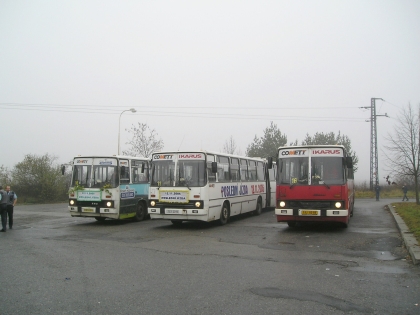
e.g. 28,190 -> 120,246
279,201 -> 286,208
195,201 -> 201,208
69,199 -> 75,206
106,201 -> 112,207
150,200 -> 156,207
335,202 -> 342,209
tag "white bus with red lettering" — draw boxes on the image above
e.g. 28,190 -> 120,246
148,151 -> 276,225
271,145 -> 354,227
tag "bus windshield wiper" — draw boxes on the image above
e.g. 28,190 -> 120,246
319,181 -> 330,189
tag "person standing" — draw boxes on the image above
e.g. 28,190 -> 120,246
375,184 -> 381,201
6,185 -> 17,229
402,185 -> 409,201
0,185 -> 7,232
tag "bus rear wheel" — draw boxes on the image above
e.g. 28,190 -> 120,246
134,202 -> 146,222
254,199 -> 262,216
219,203 -> 230,225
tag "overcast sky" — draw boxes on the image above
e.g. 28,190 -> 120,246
1,0 -> 419,184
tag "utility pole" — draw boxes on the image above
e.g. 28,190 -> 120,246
361,98 -> 387,190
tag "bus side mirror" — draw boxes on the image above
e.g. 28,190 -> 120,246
211,162 -> 217,174
267,157 -> 273,169
61,165 -> 65,175
345,157 -> 353,169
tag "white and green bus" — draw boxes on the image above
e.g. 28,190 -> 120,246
148,151 -> 276,225
66,155 -> 150,221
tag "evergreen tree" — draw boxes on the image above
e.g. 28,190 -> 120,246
246,122 -> 287,158
301,131 -> 359,172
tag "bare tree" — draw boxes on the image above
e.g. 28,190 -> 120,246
123,122 -> 164,158
222,136 -> 238,155
383,103 -> 420,204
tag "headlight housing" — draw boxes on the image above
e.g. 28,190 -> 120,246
335,202 -> 342,209
279,201 -> 286,208
69,199 -> 76,206
150,200 -> 156,207
195,201 -> 201,208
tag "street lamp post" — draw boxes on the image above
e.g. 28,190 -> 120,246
118,108 -> 136,155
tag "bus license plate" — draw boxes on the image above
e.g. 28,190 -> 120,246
165,209 -> 181,214
83,208 -> 95,213
301,210 -> 319,216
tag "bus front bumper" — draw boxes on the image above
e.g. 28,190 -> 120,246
275,208 -> 349,222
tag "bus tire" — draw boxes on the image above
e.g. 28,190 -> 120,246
254,198 -> 262,216
95,217 -> 106,222
287,221 -> 296,227
134,202 -> 147,222
171,220 -> 183,226
219,203 -> 230,225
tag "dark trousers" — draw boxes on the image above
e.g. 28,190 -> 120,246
6,205 -> 13,228
0,204 -> 7,230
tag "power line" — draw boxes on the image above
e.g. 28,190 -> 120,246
0,102 -> 368,122
0,105 -> 366,122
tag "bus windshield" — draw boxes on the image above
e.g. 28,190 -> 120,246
279,156 -> 344,185
151,159 -> 206,187
71,163 -> 118,189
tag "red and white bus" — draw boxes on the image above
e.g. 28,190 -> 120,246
148,151 -> 276,225
271,145 -> 354,227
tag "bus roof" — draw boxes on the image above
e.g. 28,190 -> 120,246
150,150 -> 266,162
72,155 -> 149,160
279,144 -> 346,150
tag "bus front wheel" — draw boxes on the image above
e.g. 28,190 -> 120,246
219,203 -> 230,225
134,202 -> 147,222
287,221 -> 296,227
95,217 -> 106,222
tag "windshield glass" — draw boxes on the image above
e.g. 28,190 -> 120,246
311,156 -> 344,185
71,160 -> 119,189
71,165 -> 92,188
279,157 -> 308,185
278,156 -> 344,185
91,165 -> 118,188
151,159 -> 206,187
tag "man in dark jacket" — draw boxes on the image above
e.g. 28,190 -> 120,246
375,184 -> 381,201
6,186 -> 17,229
402,185 -> 409,201
0,185 -> 7,232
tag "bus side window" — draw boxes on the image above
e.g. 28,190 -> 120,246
207,155 -> 216,183
218,156 -> 230,182
120,161 -> 130,183
231,158 -> 240,181
240,159 -> 248,181
257,161 -> 265,181
132,160 -> 149,183
248,161 -> 257,180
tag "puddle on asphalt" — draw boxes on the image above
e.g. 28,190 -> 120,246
372,250 -> 396,260
350,228 -> 396,234
349,264 -> 406,274
250,287 -> 372,313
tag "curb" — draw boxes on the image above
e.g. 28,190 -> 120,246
387,204 -> 420,265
